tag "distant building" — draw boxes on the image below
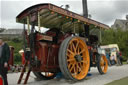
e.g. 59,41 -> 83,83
111,15 -> 128,30
0,29 -> 23,39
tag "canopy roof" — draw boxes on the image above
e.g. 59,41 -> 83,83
16,3 -> 109,31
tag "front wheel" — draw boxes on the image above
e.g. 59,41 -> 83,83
59,36 -> 90,81
97,54 -> 108,74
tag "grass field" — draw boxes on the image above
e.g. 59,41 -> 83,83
106,77 -> 128,85
123,62 -> 127,64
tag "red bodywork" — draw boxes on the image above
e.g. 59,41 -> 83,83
31,32 -> 72,72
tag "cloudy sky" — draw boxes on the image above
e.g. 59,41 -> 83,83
0,0 -> 128,29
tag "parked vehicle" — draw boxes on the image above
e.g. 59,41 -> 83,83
99,44 -> 122,65
16,3 -> 109,84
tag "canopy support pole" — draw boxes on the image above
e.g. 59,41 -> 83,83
73,23 -> 76,33
27,16 -> 30,34
38,12 -> 41,32
100,27 -> 102,43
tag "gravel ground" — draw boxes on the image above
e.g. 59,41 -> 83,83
8,64 -> 128,85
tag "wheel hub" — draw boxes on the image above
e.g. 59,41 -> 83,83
74,55 -> 83,62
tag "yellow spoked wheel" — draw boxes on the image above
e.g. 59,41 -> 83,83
33,72 -> 56,80
97,54 -> 108,74
59,36 -> 90,81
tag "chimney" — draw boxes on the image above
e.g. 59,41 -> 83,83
82,0 -> 88,18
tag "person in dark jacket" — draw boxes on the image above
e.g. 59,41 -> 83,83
0,37 -> 10,85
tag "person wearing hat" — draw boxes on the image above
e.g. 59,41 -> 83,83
0,37 -> 10,85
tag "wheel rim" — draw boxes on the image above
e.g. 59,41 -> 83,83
66,37 -> 90,80
100,55 -> 108,73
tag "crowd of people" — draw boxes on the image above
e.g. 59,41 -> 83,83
106,49 -> 123,66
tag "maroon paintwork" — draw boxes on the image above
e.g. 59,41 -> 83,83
30,32 -> 72,72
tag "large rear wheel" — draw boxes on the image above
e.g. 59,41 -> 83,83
97,54 -> 108,74
59,36 -> 90,81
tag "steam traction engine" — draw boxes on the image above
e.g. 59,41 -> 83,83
16,4 -> 109,84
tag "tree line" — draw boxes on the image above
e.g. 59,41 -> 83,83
101,29 -> 128,59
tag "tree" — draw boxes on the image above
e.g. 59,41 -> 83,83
101,28 -> 128,59
0,28 -> 5,33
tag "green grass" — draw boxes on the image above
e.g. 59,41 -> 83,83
106,77 -> 128,85
14,61 -> 22,65
123,62 -> 127,64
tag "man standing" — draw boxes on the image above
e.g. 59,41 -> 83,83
0,37 -> 10,85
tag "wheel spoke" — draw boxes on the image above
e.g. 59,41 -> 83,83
72,42 -> 76,53
68,63 -> 72,69
79,62 -> 82,68
70,63 -> 75,72
74,64 -> 76,74
81,61 -> 88,64
67,49 -> 75,55
76,63 -> 79,73
67,53 -> 70,57
76,41 -> 80,53
77,47 -> 80,54
67,53 -> 74,59
79,49 -> 85,55
77,63 -> 81,72
67,58 -> 75,62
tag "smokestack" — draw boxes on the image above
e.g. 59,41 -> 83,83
82,0 -> 89,39
82,0 -> 88,18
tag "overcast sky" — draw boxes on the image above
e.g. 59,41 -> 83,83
0,0 -> 128,29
